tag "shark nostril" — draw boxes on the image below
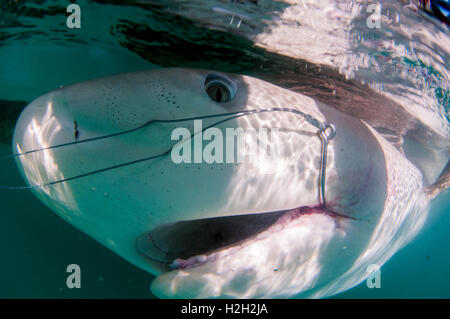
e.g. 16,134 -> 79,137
73,120 -> 79,140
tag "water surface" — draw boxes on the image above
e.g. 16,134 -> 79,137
0,0 -> 448,298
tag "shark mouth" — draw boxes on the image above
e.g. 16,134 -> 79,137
136,206 -> 352,273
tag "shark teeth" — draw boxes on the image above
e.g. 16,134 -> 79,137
169,245 -> 246,270
168,206 -> 335,270
170,255 -> 208,269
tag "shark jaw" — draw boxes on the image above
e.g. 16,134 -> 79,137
137,206 -> 355,298
10,68 -> 394,298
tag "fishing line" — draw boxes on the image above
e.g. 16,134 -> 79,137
1,108 -> 326,160
0,108 -> 336,206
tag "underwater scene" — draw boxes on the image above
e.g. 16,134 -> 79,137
0,0 -> 449,299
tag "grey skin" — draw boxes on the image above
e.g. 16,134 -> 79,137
10,68 -> 440,298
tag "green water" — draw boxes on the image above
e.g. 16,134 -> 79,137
1,138 -> 449,298
0,0 -> 449,298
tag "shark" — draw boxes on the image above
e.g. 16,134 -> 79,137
8,67 -> 449,298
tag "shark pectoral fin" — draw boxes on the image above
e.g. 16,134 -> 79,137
424,160 -> 450,200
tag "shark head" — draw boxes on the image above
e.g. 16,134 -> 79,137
12,68 -> 428,298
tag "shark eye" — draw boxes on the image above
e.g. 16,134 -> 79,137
204,74 -> 237,103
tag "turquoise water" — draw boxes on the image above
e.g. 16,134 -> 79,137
0,0 -> 449,298
1,139 -> 449,298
